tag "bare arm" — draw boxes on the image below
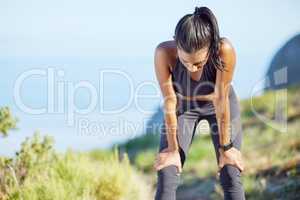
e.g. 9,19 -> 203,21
154,44 -> 179,151
214,38 -> 237,146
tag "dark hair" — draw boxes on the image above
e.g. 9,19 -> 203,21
174,6 -> 225,71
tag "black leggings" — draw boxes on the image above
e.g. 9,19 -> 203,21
154,109 -> 246,200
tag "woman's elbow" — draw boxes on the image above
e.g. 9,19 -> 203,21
163,98 -> 177,114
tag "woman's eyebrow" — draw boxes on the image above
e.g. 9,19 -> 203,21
193,61 -> 205,65
182,58 -> 205,65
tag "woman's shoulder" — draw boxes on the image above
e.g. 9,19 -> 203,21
219,37 -> 235,55
155,40 -> 178,72
218,36 -> 237,73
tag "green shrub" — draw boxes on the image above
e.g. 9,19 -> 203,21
0,107 -> 18,137
0,132 -> 151,200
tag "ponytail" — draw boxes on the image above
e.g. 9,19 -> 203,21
174,6 -> 225,71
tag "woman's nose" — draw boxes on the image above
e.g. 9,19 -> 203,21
189,65 -> 198,72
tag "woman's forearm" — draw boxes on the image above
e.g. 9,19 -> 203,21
163,98 -> 179,151
164,112 -> 179,151
215,94 -> 231,146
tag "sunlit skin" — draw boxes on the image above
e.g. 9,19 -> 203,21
175,46 -> 216,102
177,46 -> 210,75
153,38 -> 244,174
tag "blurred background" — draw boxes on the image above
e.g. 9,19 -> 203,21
0,0 -> 299,199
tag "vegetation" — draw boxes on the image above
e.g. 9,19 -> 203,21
0,108 -> 151,200
120,85 -> 300,200
0,107 -> 18,137
1,84 -> 299,199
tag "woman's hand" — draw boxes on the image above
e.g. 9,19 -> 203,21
153,147 -> 182,175
218,147 -> 244,172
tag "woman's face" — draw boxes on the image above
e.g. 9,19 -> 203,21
177,46 -> 210,73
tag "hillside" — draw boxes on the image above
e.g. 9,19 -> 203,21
265,33 -> 300,90
1,85 -> 299,200
119,84 -> 300,200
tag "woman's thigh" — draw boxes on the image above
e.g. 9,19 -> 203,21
158,110 -> 201,167
204,110 -> 245,200
204,102 -> 243,164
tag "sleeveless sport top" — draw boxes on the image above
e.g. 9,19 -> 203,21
171,56 -> 237,116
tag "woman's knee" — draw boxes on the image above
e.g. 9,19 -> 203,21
155,165 -> 181,200
157,165 -> 181,188
219,164 -> 243,190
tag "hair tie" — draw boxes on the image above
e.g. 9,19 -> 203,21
194,7 -> 202,15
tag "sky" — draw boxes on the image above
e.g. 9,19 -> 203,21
1,0 -> 300,97
0,0 -> 299,156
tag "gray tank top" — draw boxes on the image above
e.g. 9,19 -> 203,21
171,56 -> 238,116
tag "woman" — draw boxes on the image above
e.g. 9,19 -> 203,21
153,6 -> 245,200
